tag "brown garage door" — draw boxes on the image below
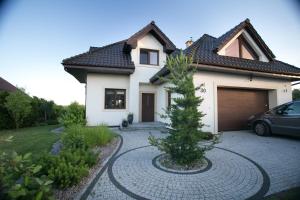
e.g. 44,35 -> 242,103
218,88 -> 269,131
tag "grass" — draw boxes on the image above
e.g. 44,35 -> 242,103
0,125 -> 61,159
63,125 -> 115,148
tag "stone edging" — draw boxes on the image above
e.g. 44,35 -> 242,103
152,154 -> 212,174
79,135 -> 123,200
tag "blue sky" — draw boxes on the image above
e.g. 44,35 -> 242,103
0,0 -> 299,105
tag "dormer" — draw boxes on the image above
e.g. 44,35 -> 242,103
215,19 -> 275,62
124,21 -> 176,68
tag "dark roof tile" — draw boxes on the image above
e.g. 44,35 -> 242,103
62,40 -> 134,69
0,77 -> 17,92
151,31 -> 300,83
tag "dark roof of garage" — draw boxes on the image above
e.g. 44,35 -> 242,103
150,20 -> 300,83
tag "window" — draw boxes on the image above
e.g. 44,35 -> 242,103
283,102 -> 300,115
225,35 -> 259,60
105,89 -> 126,109
140,49 -> 159,65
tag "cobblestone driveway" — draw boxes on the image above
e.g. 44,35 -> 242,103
86,130 -> 300,200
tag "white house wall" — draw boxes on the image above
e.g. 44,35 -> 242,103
86,73 -> 129,126
129,34 -> 167,122
193,70 -> 292,134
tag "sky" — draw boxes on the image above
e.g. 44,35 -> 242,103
0,0 -> 300,105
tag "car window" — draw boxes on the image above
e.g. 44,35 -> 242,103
271,103 -> 289,115
283,102 -> 300,115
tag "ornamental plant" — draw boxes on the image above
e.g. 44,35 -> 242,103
0,152 -> 53,200
149,52 -> 207,165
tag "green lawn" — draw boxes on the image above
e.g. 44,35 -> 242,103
0,125 -> 61,159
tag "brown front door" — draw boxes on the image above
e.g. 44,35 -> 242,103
218,88 -> 269,131
142,93 -> 155,122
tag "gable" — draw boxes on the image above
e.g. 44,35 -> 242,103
125,21 -> 176,53
130,33 -> 167,68
224,34 -> 258,60
218,29 -> 269,62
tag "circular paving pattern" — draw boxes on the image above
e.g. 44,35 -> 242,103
108,145 -> 269,200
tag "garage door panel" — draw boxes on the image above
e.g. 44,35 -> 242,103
218,88 -> 268,131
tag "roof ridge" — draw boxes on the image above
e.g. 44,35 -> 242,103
214,18 -> 275,59
203,33 -> 216,39
273,59 -> 300,69
184,34 -> 208,53
126,21 -> 176,51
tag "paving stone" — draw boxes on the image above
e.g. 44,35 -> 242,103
86,129 -> 300,200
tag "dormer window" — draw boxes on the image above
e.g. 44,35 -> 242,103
140,49 -> 159,65
225,35 -> 259,60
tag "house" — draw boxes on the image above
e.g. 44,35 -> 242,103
0,77 -> 17,92
62,19 -> 300,133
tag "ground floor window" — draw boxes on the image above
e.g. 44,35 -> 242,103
105,88 -> 126,109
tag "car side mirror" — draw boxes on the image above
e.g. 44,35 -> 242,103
276,110 -> 283,115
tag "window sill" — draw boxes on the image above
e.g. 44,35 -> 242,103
137,64 -> 161,68
103,108 -> 127,112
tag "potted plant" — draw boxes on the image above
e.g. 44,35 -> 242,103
122,119 -> 128,127
127,113 -> 134,124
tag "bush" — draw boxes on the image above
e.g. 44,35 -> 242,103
39,125 -> 113,189
62,127 -> 87,150
0,152 -> 53,200
46,157 -> 88,189
196,132 -> 214,141
59,102 -> 85,127
62,125 -> 115,148
39,148 -> 97,189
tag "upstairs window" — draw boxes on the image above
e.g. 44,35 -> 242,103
140,49 -> 159,65
225,35 -> 259,60
105,89 -> 126,109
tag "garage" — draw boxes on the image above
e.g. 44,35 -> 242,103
217,87 -> 269,131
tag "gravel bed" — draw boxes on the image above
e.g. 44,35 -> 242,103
158,154 -> 208,171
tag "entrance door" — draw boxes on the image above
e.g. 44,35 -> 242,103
142,93 -> 155,122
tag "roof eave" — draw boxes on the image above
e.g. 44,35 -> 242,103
63,64 -> 135,83
150,63 -> 300,84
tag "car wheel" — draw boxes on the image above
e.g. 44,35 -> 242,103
254,122 -> 270,136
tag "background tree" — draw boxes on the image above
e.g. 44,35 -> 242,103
0,91 -> 14,129
4,89 -> 32,129
59,102 -> 85,127
149,52 -> 206,165
292,89 -> 300,100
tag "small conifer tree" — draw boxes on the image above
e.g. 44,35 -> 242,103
150,52 -> 206,165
